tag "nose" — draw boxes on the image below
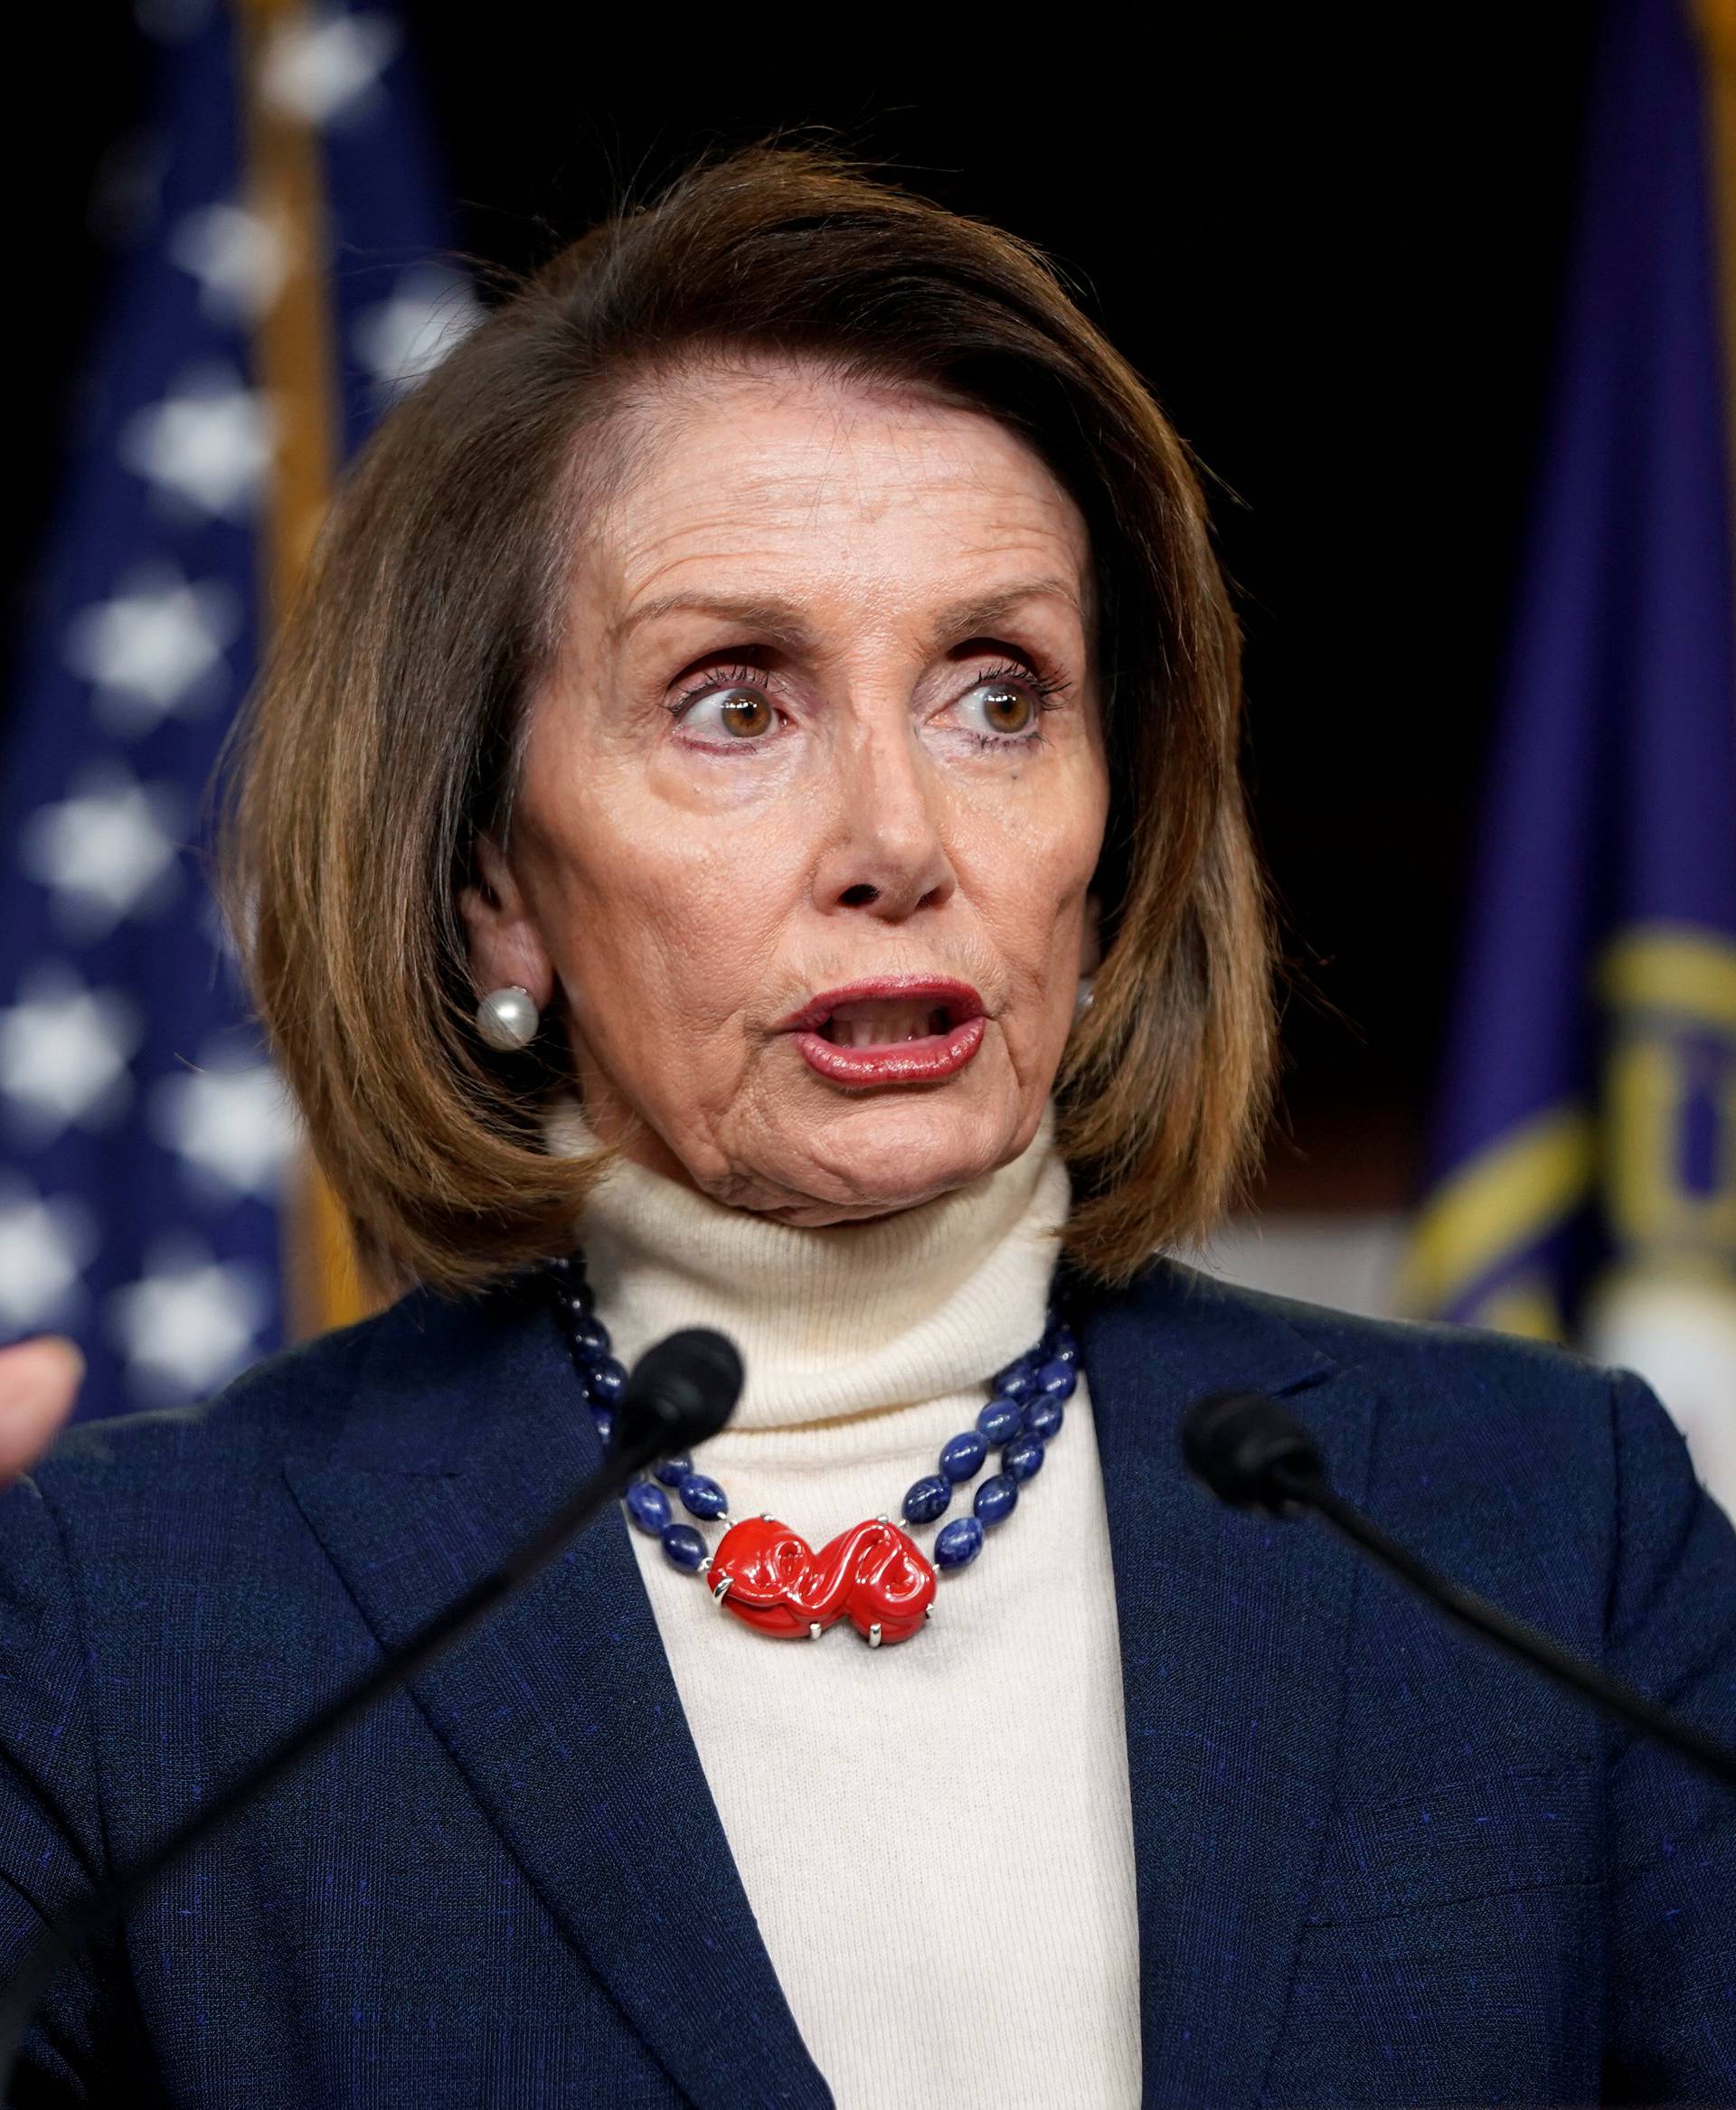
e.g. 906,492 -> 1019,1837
813,719 -> 956,921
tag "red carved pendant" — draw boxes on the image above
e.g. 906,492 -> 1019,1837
706,1514 -> 937,1645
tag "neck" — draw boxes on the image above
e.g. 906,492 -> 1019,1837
542,1099 -> 1069,1430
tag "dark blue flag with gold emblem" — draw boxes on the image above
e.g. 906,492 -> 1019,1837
1403,0 -> 1736,1492
0,4 -> 473,1421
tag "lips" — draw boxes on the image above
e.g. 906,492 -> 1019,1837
777,977 -> 987,1088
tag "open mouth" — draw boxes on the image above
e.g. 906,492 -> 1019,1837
815,1000 -> 965,1047
779,979 -> 988,1088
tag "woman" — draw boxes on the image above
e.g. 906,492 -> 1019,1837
0,141 -> 1731,2106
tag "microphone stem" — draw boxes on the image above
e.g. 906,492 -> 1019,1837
1280,1466 -> 1736,1793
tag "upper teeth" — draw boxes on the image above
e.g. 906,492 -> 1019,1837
820,1003 -> 950,1047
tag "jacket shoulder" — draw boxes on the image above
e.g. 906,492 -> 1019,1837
1097,1258 -> 1619,1409
26,1282 -> 505,1501
1085,1258 -> 1646,1493
1144,1253 -> 1621,1405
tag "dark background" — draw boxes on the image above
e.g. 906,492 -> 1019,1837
5,7 -> 1601,1210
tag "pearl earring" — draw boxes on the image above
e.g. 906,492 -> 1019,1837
475,984 -> 541,1051
1074,975 -> 1096,1020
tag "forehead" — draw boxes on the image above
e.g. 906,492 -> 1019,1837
582,357 -> 1096,634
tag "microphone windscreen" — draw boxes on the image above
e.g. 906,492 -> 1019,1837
618,1328 -> 743,1458
1181,1389 -> 1324,1514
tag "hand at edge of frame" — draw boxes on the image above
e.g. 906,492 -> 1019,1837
0,1338 -> 81,1488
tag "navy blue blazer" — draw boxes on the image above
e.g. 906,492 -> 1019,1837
1,1256 -> 1733,2105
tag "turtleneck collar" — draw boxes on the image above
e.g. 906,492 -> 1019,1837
542,1097 -> 1070,1430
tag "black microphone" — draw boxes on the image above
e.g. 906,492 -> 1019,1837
1182,1388 -> 1736,1793
618,1327 -> 742,1463
0,1325 -> 744,2084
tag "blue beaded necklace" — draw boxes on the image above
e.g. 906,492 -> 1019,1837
542,1252 -> 1077,1646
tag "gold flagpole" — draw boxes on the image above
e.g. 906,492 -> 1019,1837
234,0 -> 373,1335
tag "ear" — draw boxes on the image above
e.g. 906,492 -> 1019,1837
1079,890 -> 1104,977
458,834 -> 555,1008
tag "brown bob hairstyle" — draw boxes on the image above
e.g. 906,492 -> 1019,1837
221,138 -> 1278,1301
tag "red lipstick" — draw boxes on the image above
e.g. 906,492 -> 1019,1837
777,976 -> 987,1089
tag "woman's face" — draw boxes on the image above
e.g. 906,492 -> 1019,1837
461,356 -> 1110,1222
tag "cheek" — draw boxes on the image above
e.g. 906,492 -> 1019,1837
540,803 -> 800,1036
957,778 -> 1105,967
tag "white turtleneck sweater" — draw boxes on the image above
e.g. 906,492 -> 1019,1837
546,1101 -> 1142,2109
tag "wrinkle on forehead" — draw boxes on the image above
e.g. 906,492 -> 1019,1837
573,348 -> 1096,637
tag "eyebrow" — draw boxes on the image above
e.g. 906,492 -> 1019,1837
608,577 -> 1085,653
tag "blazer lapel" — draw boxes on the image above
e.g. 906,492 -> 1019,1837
283,1286 -> 835,2110
1076,1259 -> 1372,2108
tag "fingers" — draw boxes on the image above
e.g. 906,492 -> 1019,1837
0,1337 -> 84,1488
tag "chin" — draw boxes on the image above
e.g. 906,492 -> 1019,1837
767,1087 -> 1037,1224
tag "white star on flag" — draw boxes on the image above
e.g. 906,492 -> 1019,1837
118,362 -> 274,521
62,561 -> 242,739
149,1051 -> 300,1202
0,1179 -> 99,1334
19,761 -> 188,942
107,1238 -> 270,1404
169,201 -> 289,325
0,965 -> 143,1143
353,265 -> 482,403
262,11 -> 398,127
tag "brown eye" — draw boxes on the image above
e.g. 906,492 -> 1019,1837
976,682 -> 1036,736
718,691 -> 773,738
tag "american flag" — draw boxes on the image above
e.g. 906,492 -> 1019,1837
0,2 -> 476,1423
